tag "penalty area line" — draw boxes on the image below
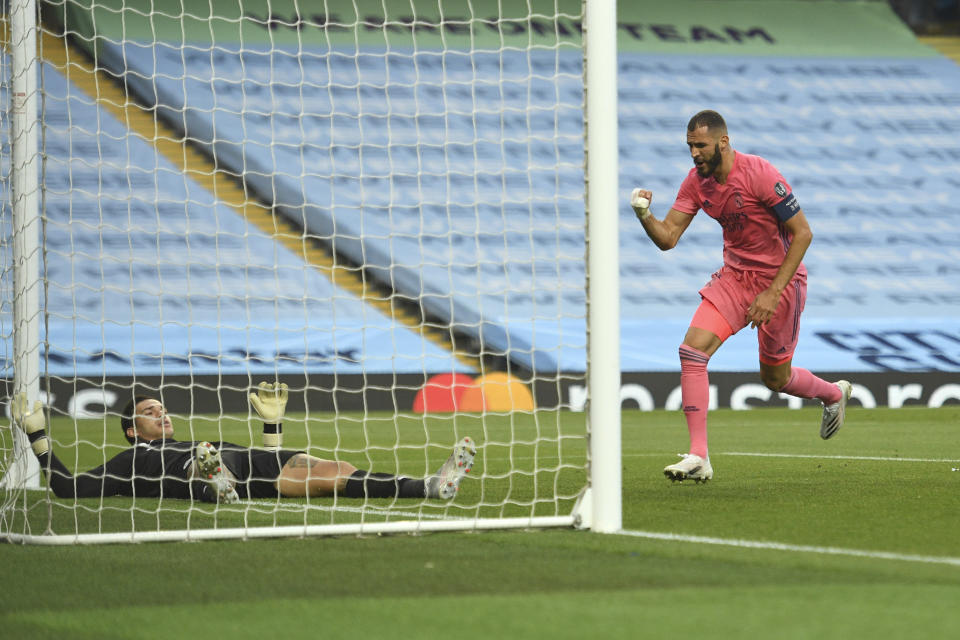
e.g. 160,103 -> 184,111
617,529 -> 960,567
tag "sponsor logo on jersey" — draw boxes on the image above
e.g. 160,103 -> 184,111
717,211 -> 746,231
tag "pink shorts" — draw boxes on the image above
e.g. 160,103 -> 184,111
696,265 -> 806,365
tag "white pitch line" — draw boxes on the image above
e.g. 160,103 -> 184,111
242,501 -> 468,521
617,529 -> 960,567
723,452 -> 960,463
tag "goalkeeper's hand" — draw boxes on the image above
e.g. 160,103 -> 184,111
630,188 -> 653,221
249,382 -> 288,423
10,392 -> 46,434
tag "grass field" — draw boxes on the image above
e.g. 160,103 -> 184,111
2,405 -> 959,638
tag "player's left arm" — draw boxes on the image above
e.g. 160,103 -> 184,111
746,209 -> 813,328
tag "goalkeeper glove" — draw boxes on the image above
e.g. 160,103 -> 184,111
10,392 -> 50,456
249,382 -> 288,450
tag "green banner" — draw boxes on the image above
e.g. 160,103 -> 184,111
53,0 -> 935,57
616,0 -> 933,57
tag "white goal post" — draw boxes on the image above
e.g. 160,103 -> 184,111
1,0 -> 43,494
0,0 -> 620,543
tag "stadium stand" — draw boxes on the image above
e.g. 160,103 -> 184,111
4,0 -> 959,408
6,56 -> 467,377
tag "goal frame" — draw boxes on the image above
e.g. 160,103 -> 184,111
1,0 -> 621,543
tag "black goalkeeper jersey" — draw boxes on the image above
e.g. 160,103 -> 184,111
45,438 -> 250,500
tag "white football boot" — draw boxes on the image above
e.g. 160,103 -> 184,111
663,453 -> 713,484
193,441 -> 240,504
426,437 -> 476,499
820,380 -> 852,440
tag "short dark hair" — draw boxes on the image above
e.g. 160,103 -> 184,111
687,110 -> 727,135
120,396 -> 151,444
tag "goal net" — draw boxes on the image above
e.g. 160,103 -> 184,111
1,0 -> 621,543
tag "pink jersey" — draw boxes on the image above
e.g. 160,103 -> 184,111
672,152 -> 806,279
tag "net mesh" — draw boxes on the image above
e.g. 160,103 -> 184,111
1,0 -> 590,542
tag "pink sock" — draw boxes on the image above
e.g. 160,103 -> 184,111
679,345 -> 710,459
780,368 -> 842,404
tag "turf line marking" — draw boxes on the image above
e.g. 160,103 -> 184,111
243,501 -> 468,521
724,452 -> 960,463
617,529 -> 960,567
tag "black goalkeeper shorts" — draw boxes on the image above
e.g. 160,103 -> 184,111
220,448 -> 302,499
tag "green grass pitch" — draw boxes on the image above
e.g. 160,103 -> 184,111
2,405 -> 959,638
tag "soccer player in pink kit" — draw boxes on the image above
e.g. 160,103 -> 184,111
631,110 -> 852,483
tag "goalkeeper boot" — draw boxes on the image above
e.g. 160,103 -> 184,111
426,437 -> 477,499
193,441 -> 240,504
820,380 -> 852,440
663,453 -> 713,484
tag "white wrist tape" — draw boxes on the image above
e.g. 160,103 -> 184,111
630,188 -> 652,220
263,424 -> 283,450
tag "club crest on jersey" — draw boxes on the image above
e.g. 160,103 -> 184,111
774,182 -> 787,198
735,193 -> 744,209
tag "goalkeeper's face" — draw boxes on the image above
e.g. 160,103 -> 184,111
132,399 -> 175,442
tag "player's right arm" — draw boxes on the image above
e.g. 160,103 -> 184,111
630,188 -> 694,251
249,381 -> 288,450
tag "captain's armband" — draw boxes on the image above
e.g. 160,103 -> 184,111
772,193 -> 800,222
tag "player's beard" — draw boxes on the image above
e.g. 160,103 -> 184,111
696,143 -> 722,177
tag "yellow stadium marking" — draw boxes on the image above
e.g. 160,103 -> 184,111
919,35 -> 960,65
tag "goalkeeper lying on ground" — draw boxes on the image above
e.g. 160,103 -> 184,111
10,383 -> 476,503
